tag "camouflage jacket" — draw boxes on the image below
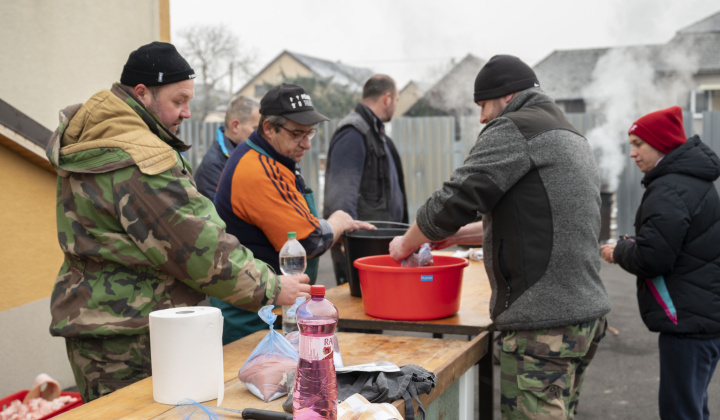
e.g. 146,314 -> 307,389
46,84 -> 280,338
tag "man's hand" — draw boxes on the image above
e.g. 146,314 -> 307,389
389,235 -> 416,262
354,221 -> 376,231
276,274 -> 311,305
327,210 -> 376,244
600,243 -> 617,264
389,222 -> 431,262
432,221 -> 484,250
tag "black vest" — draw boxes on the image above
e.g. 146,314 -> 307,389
326,104 -> 408,223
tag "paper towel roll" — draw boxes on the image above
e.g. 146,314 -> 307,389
149,306 -> 225,405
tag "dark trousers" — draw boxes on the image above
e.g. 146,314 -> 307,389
658,332 -> 720,420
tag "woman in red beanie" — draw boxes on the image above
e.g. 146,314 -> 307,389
601,106 -> 720,420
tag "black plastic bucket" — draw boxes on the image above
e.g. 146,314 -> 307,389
343,221 -> 409,297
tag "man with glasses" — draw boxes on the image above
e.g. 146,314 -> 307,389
212,83 -> 371,344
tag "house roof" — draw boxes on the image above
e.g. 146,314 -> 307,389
664,31 -> 720,74
286,51 -> 373,90
0,98 -> 53,172
677,9 -> 720,34
406,54 -> 486,116
533,48 -> 610,101
236,50 -> 374,95
534,9 -> 720,101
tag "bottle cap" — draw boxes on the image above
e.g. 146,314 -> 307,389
310,285 -> 325,296
287,232 -> 297,239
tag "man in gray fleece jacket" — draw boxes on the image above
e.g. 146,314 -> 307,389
390,55 -> 611,419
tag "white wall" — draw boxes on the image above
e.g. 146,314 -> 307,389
0,0 -> 164,397
0,0 -> 163,130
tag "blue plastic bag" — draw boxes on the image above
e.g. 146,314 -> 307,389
237,306 -> 299,402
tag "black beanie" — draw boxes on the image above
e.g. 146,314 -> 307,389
473,55 -> 539,102
120,42 -> 195,87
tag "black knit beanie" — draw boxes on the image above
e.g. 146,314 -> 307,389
120,42 -> 195,87
473,55 -> 539,102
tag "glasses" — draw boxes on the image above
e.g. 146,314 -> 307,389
279,125 -> 317,142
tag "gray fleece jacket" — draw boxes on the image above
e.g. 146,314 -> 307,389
416,88 -> 611,331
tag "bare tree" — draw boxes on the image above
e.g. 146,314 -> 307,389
177,24 -> 255,122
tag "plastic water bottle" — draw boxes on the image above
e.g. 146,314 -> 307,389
279,232 -> 307,276
293,285 -> 338,419
279,232 -> 307,335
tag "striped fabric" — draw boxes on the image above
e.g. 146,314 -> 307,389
646,276 -> 678,325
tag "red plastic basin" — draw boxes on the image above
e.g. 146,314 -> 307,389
353,254 -> 468,320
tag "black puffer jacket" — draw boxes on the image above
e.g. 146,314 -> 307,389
614,135 -> 720,337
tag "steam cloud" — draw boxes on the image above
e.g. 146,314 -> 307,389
582,40 -> 699,191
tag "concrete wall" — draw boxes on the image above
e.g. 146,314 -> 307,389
0,0 -> 167,397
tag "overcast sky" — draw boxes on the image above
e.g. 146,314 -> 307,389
170,0 -> 719,88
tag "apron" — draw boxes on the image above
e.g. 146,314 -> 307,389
246,139 -> 319,284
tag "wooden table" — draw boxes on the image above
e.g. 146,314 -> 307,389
55,331 -> 488,420
325,251 -> 494,420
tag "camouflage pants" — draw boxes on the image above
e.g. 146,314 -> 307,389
65,334 -> 152,403
499,317 -> 607,420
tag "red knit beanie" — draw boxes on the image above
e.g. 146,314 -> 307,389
628,106 -> 686,154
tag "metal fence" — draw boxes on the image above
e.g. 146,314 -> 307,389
178,116 -> 481,219
179,111 -> 720,236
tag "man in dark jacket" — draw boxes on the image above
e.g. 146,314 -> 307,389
390,55 -> 610,419
602,106 -> 720,420
194,95 -> 260,201
323,74 -> 408,285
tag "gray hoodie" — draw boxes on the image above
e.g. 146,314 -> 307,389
416,88 -> 611,331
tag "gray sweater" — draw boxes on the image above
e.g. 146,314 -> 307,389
416,88 -> 611,331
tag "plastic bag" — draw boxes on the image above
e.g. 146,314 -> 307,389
237,306 -> 299,402
401,243 -> 434,267
338,393 -> 402,420
282,296 -> 306,335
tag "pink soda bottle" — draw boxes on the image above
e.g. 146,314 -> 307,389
293,285 -> 338,419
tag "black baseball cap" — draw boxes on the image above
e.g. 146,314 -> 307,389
259,83 -> 329,125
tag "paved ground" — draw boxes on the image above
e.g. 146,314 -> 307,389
315,252 -> 720,419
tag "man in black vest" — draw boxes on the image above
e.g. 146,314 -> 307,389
323,74 -> 408,285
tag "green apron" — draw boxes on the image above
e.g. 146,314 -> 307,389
246,140 -> 319,284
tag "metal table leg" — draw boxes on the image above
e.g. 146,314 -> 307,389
477,336 -> 494,420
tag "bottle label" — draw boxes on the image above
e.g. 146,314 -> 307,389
299,335 -> 334,361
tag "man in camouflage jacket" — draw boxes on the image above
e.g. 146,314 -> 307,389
45,42 -> 310,402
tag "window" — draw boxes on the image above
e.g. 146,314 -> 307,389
254,85 -> 268,98
694,90 -> 710,113
559,100 -> 586,113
